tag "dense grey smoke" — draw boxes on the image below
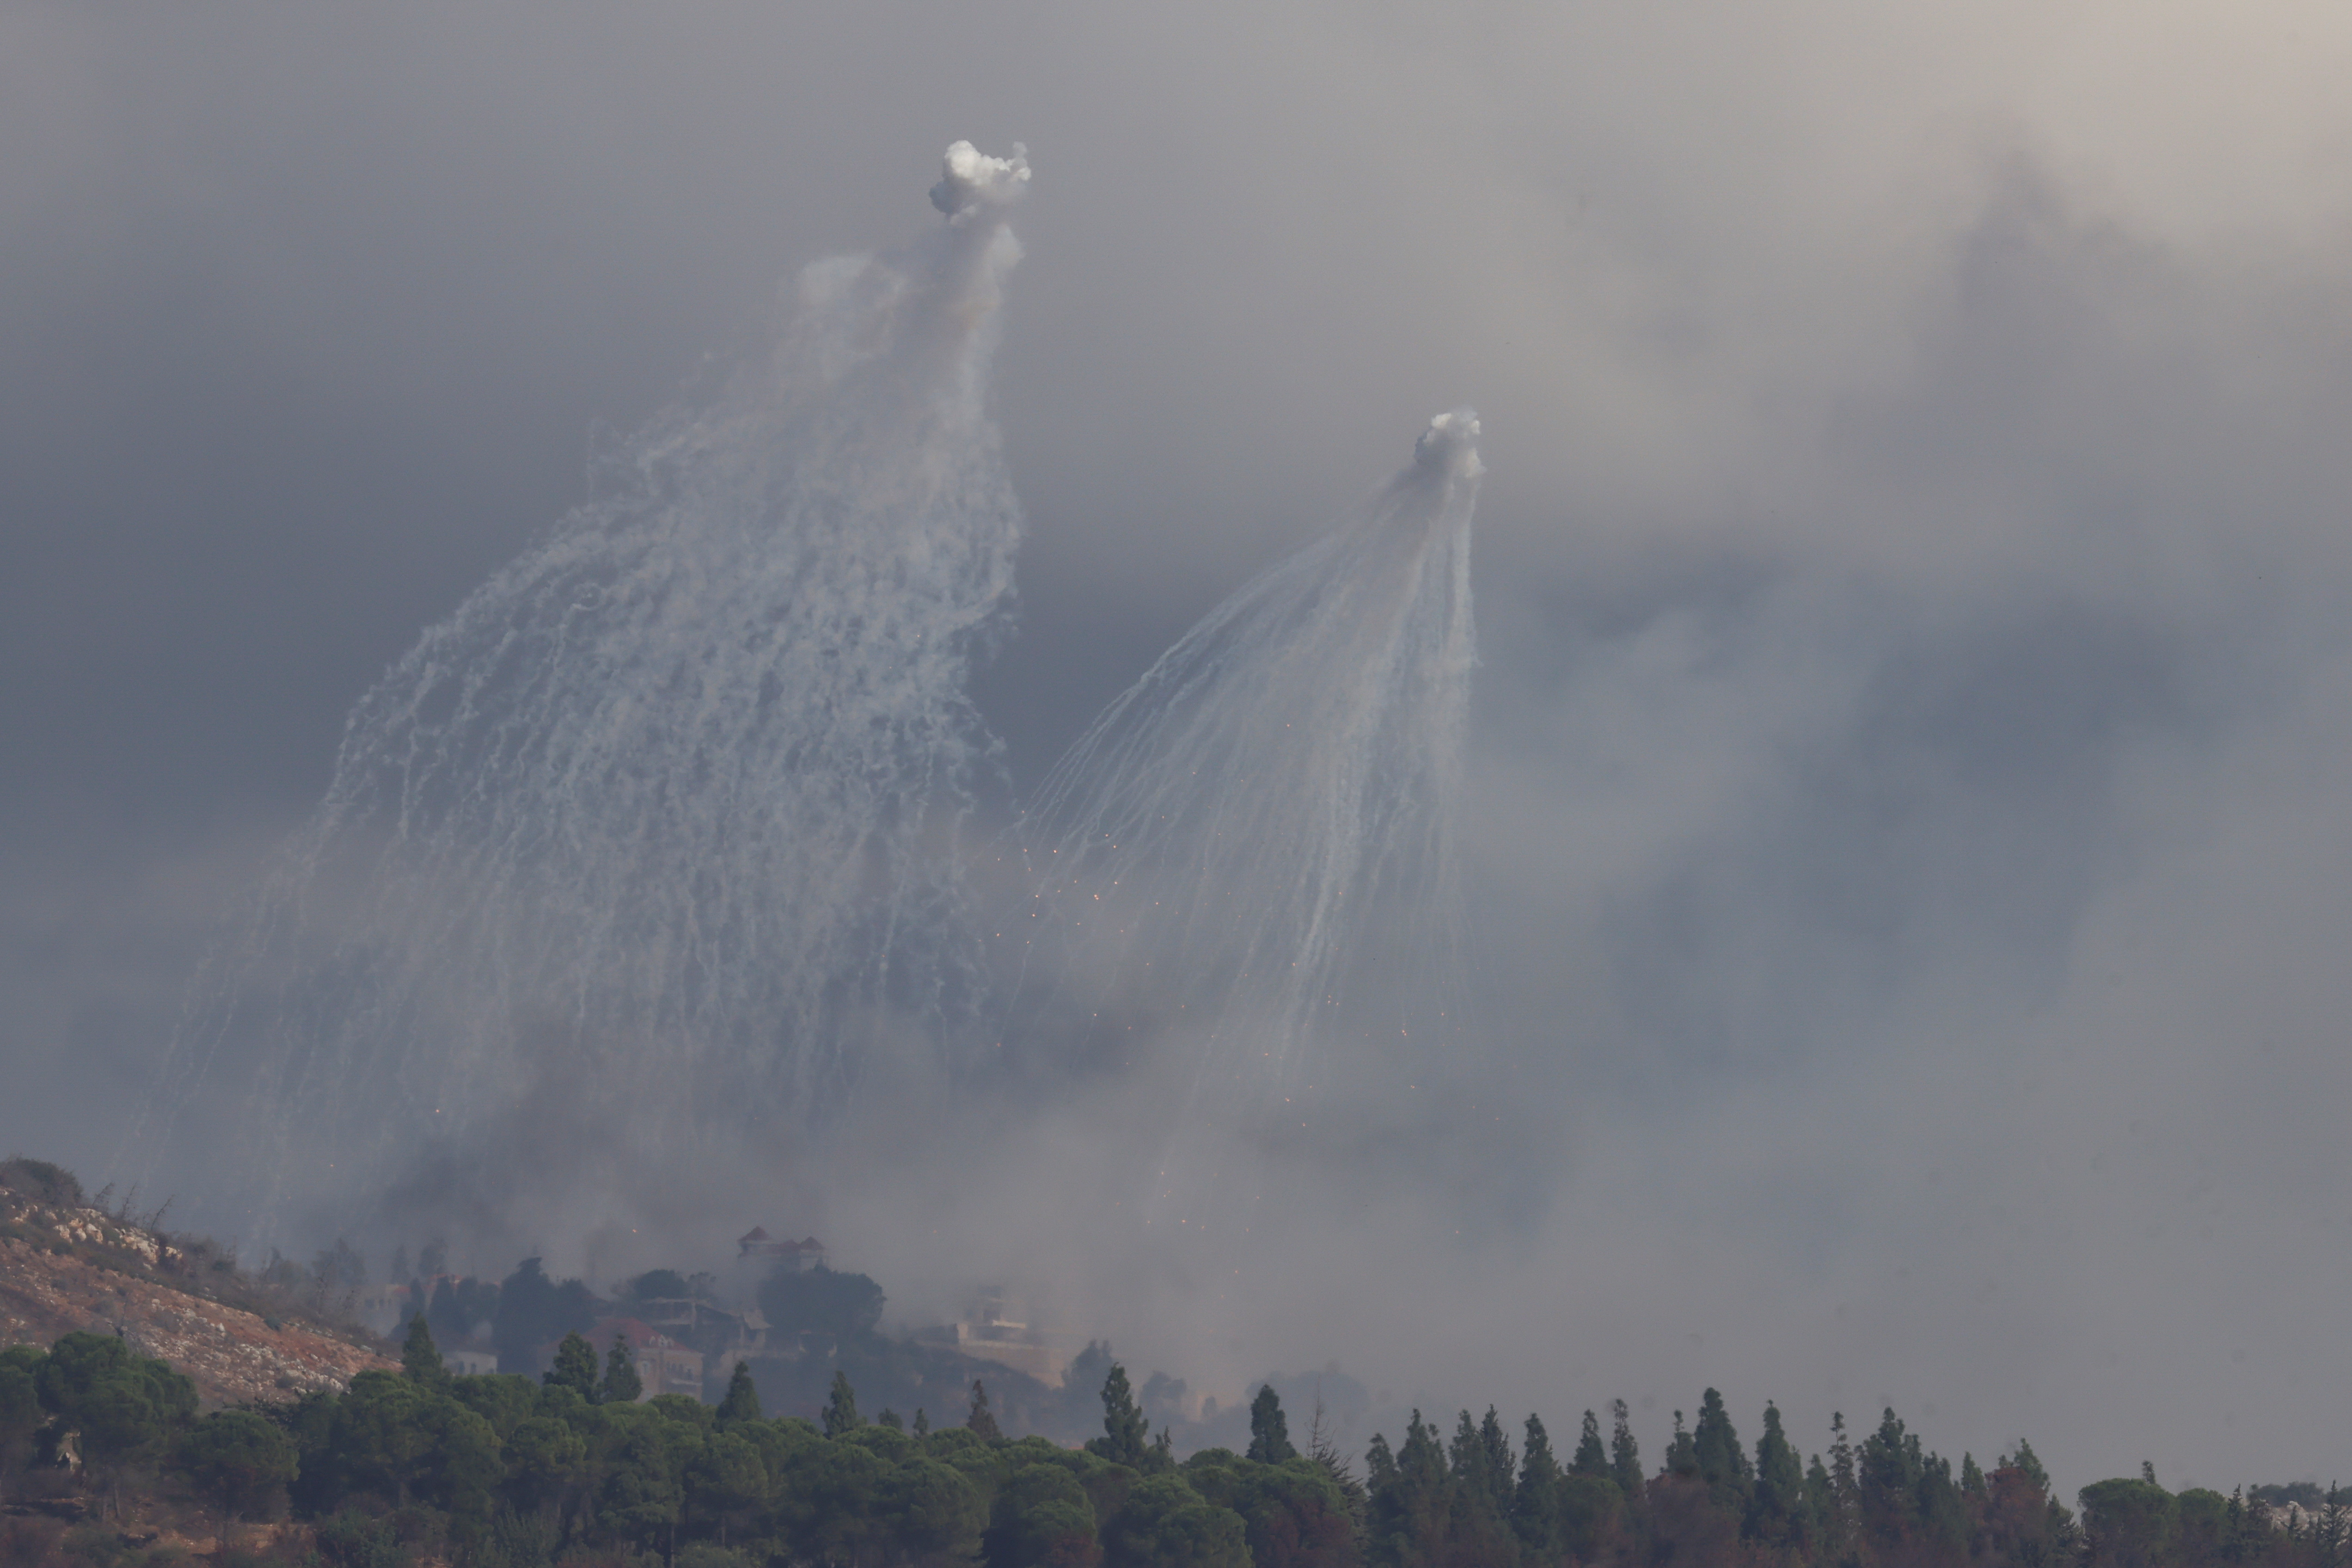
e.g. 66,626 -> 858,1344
12,3 -> 2352,1500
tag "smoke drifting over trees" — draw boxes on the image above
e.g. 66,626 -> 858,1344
6,1 -> 2352,1502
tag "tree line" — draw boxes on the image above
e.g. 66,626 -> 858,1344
2,1315 -> 2344,1568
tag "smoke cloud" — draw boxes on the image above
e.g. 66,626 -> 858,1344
6,0 -> 2352,1502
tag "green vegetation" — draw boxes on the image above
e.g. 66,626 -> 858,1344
0,1158 -> 2340,1565
0,1328 -> 2345,1566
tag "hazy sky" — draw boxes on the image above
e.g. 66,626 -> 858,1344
8,2 -> 2352,1497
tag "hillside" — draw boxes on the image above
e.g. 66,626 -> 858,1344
0,1167 -> 392,1406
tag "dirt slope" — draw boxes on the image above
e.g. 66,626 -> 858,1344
0,1192 -> 393,1405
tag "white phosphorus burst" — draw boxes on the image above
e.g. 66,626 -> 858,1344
1008,411 -> 1482,1145
150,145 -> 1033,1238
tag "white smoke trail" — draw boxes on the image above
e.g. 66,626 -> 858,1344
149,144 -> 1034,1243
1003,411 -> 1482,1215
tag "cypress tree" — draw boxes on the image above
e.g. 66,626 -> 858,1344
913,1408 -> 930,1437
1664,1411 -> 1697,1478
1825,1412 -> 1860,1561
823,1369 -> 862,1437
1478,1407 -> 1515,1515
966,1379 -> 1002,1441
1569,1410 -> 1608,1479
716,1359 -> 761,1425
400,1314 -> 449,1390
1749,1402 -> 1805,1549
543,1330 -> 599,1402
1692,1388 -> 1750,1509
1608,1400 -> 1643,1500
1514,1412 -> 1566,1562
599,1334 -> 643,1404
1088,1362 -> 1148,1468
1248,1384 -> 1297,1463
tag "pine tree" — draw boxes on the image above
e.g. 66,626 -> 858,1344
1825,1412 -> 1859,1562
1569,1411 -> 1608,1479
967,1378 -> 1002,1441
1366,1432 -> 1399,1491
823,1369 -> 862,1437
1803,1454 -> 1835,1546
913,1408 -> 930,1438
1960,1452 -> 1985,1501
600,1335 -> 643,1404
1451,1410 -> 1494,1502
544,1330 -> 599,1402
1376,1413 -> 1453,1568
717,1359 -> 761,1425
1088,1362 -> 1148,1468
878,1409 -> 903,1431
400,1314 -> 449,1390
1478,1408 -> 1515,1515
1856,1408 -> 1921,1554
1248,1384 -> 1297,1464
1609,1400 -> 1642,1501
1514,1412 -> 1566,1562
1691,1388 -> 1750,1509
1664,1411 -> 1697,1478
1749,1401 -> 1805,1550
1310,1394 -> 1369,1528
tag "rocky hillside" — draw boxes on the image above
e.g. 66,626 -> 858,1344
0,1169 -> 392,1406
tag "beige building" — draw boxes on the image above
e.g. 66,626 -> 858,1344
935,1288 -> 1066,1385
588,1317 -> 704,1402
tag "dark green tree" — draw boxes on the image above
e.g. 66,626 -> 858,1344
36,1331 -> 198,1486
1105,1471 -> 1251,1568
882,1455 -> 989,1564
717,1358 -> 762,1425
2079,1476 -> 2176,1568
1663,1410 -> 1697,1478
627,1268 -> 691,1301
0,1346 -> 44,1489
1568,1411 -> 1608,1480
1248,1384 -> 1297,1464
1746,1400 -> 1807,1551
175,1409 -> 298,1520
1855,1407 -> 1921,1556
969,1378 -> 1004,1441
401,1313 -> 450,1389
986,1460 -> 1102,1568
1690,1388 -> 1750,1511
1089,1362 -> 1150,1469
2174,1487 -> 2236,1564
1476,1408 -> 1515,1516
1512,1412 -> 1565,1563
825,1368 -> 864,1437
1368,1412 -> 1452,1568
493,1257 -> 597,1373
1823,1412 -> 1858,1561
761,1264 -> 888,1341
600,1334 -> 644,1404
542,1329 -> 600,1402
914,1407 -> 932,1438
1607,1400 -> 1642,1501
686,1427 -> 770,1550
1215,1450 -> 1359,1568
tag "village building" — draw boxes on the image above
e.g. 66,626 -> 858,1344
584,1317 -> 704,1401
924,1287 -> 1066,1384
